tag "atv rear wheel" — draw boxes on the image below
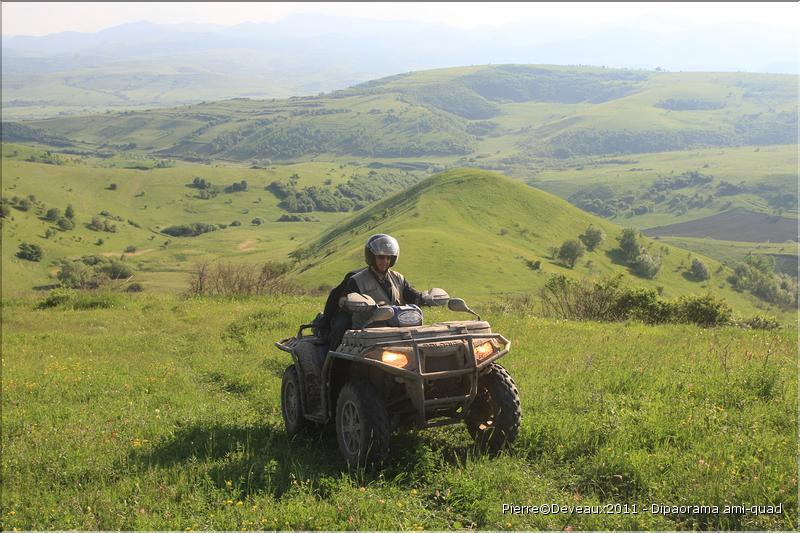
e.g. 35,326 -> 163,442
335,380 -> 390,467
281,365 -> 307,435
465,363 -> 521,453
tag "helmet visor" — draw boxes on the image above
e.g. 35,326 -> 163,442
368,235 -> 399,257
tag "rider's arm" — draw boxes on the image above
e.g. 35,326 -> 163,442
401,279 -> 427,306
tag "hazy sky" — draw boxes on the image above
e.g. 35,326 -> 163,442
3,1 -> 798,36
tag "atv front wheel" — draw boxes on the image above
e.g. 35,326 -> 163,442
281,365 -> 307,435
335,380 -> 390,467
465,363 -> 521,453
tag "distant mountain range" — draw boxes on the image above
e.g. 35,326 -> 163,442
3,15 -> 797,118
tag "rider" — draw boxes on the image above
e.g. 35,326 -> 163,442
324,234 -> 434,351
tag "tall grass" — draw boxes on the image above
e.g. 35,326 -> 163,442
1,294 -> 796,530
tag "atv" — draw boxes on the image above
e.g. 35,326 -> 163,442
275,291 -> 521,466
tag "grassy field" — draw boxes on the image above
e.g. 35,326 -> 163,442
2,292 -> 797,530
1,146 -> 433,296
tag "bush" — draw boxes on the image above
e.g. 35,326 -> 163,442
558,239 -> 585,268
57,261 -> 97,288
45,207 -> 61,221
230,220 -> 242,226
162,223 -> 218,237
188,261 -> 296,296
16,242 -> 43,261
57,217 -> 74,230
99,260 -> 134,279
689,258 -> 710,281
610,287 -> 673,324
251,218 -> 263,225
579,225 -> 605,251
37,289 -> 121,310
126,282 -> 145,293
738,314 -> 781,330
124,245 -> 137,253
632,252 -> 661,279
673,294 -> 732,327
539,273 -> 733,327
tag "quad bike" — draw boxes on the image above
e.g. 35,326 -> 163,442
275,290 -> 521,466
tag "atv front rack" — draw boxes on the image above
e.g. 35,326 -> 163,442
330,331 -> 510,427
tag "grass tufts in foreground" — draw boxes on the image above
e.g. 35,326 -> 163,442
1,293 -> 796,530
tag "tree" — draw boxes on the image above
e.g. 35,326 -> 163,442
65,204 -> 75,219
617,228 -> 641,261
690,258 -> 710,281
16,242 -> 43,261
558,239 -> 586,268
0,204 -> 10,218
579,225 -> 605,251
45,207 -> 62,221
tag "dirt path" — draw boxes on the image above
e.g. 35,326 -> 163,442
237,239 -> 255,251
101,248 -> 154,257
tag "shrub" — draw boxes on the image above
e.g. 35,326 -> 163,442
162,223 -> 218,237
689,258 -> 710,281
124,245 -> 137,253
579,225 -> 605,251
37,289 -> 121,310
16,242 -> 43,261
558,239 -> 585,268
230,220 -> 242,226
65,204 -> 75,219
188,261 -> 296,296
738,314 -> 781,330
632,252 -> 661,279
126,282 -> 145,293
45,207 -> 61,221
251,218 -> 263,225
57,217 -> 74,230
57,261 -> 97,288
672,294 -> 732,327
539,273 -> 733,327
610,287 -> 673,324
99,260 -> 134,279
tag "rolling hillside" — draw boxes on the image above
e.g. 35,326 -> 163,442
286,168 -> 777,316
1,147 -> 785,317
5,65 -> 796,232
9,66 -> 797,162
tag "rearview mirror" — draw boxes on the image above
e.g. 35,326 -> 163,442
448,298 -> 470,312
448,298 -> 481,320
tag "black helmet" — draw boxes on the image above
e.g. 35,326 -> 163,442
365,234 -> 399,268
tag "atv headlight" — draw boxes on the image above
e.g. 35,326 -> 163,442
380,350 -> 409,368
473,339 -> 497,362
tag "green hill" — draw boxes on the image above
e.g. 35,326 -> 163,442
288,168 -> 775,316
6,64 -> 796,231
9,65 -> 796,163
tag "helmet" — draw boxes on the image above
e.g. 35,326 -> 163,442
364,234 -> 399,268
